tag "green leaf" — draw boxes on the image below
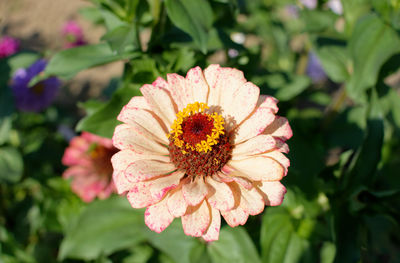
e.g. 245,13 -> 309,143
344,90 -> 384,190
7,52 -> 40,75
76,85 -> 141,138
165,0 -> 213,53
0,147 -> 23,183
316,46 -> 350,83
274,75 -> 310,101
260,208 -> 312,263
58,196 -> 147,260
347,14 -> 400,100
101,25 -> 138,54
208,226 -> 261,263
320,242 -> 336,263
38,43 -> 139,80
146,220 -> 207,263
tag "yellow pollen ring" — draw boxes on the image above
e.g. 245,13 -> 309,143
168,102 -> 225,153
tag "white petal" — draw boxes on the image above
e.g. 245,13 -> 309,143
257,181 -> 287,206
234,107 -> 276,143
206,176 -> 235,211
149,171 -> 185,201
263,116 -> 293,140
202,205 -> 221,242
232,134 -> 276,157
125,159 -> 176,183
167,188 -> 188,217
182,177 -> 208,206
167,73 -> 193,111
186,66 -> 209,103
181,201 -> 210,237
117,107 -> 168,144
111,149 -> 170,194
140,84 -> 177,128
228,156 -> 285,181
113,124 -> 168,154
222,82 -> 259,128
145,198 -> 174,233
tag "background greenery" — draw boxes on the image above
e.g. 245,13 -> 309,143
1,0 -> 400,262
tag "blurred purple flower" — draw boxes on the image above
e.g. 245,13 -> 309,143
300,0 -> 317,9
0,36 -> 19,58
327,0 -> 343,15
62,20 -> 86,48
306,52 -> 326,83
11,59 -> 61,112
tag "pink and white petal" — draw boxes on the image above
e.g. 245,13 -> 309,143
124,159 -> 176,183
216,171 -> 253,190
118,107 -> 168,144
238,185 -> 265,215
182,176 -> 208,206
127,182 -> 154,208
257,181 -> 287,206
234,107 -> 276,143
123,96 -> 151,110
232,134 -> 276,157
228,156 -> 285,181
263,116 -> 293,140
111,149 -> 170,194
149,171 -> 185,201
202,205 -> 221,242
256,95 -> 279,113
140,84 -> 177,127
208,67 -> 247,107
113,124 -> 168,154
62,166 -> 90,179
186,66 -> 209,103
204,64 -> 220,104
145,198 -> 174,233
181,201 -> 210,237
152,76 -> 168,89
167,73 -> 193,111
223,82 -> 259,130
261,151 -> 290,176
221,206 -> 249,228
62,147 -> 89,166
275,139 -> 289,154
167,188 -> 188,217
206,176 -> 235,211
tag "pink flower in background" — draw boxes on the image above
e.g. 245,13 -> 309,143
62,132 -> 118,202
327,0 -> 343,15
300,0 -> 317,9
62,20 -> 86,48
0,36 -> 19,58
112,65 -> 292,241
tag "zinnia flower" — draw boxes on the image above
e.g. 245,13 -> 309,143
112,65 -> 292,241
62,132 -> 118,202
11,59 -> 60,112
62,20 -> 86,48
0,36 -> 19,58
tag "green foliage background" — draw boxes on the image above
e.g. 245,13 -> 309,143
1,0 -> 400,262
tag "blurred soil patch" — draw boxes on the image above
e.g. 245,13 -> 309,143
0,0 -> 123,108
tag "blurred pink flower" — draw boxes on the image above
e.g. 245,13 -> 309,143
300,0 -> 317,9
0,36 -> 19,58
112,65 -> 292,241
62,132 -> 118,202
62,20 -> 86,48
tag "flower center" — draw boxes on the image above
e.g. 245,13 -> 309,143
168,102 -> 232,178
88,143 -> 118,177
31,82 -> 45,95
